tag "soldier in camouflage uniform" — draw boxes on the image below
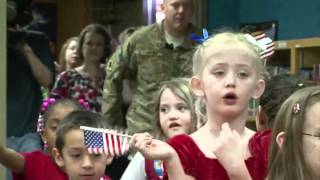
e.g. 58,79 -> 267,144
102,0 -> 199,134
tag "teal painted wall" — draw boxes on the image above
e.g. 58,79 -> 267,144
208,0 -> 320,40
208,0 -> 239,31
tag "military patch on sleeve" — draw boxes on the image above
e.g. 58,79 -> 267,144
107,46 -> 127,71
106,60 -> 115,71
107,49 -> 120,71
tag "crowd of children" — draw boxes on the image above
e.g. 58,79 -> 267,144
132,32 -> 271,180
129,31 -> 320,180
2,32 -> 320,180
4,0 -> 320,180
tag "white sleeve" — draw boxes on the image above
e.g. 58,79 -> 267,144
120,152 -> 146,180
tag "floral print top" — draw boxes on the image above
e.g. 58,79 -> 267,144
50,69 -> 105,112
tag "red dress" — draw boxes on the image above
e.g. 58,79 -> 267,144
163,129 -> 272,180
12,151 -> 68,180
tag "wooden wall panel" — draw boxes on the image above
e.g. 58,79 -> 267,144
57,0 -> 91,54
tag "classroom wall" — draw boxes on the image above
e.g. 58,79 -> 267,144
208,0 -> 320,40
208,0 -> 239,31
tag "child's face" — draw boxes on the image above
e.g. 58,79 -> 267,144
303,102 -> 320,178
194,44 -> 265,118
42,106 -> 77,154
58,129 -> 108,180
159,88 -> 192,138
82,32 -> 105,63
65,40 -> 79,66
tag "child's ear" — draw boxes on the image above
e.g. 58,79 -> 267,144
190,76 -> 205,97
252,79 -> 265,99
106,154 -> 114,165
52,147 -> 65,168
276,132 -> 286,148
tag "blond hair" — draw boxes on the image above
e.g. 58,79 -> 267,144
192,32 -> 265,78
153,78 -> 197,139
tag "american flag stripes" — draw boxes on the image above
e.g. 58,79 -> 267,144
245,33 -> 275,60
81,126 -> 131,156
106,132 -> 114,155
254,33 -> 275,59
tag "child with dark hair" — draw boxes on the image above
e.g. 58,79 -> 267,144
0,98 -> 84,180
51,23 -> 112,112
53,111 -> 113,180
268,86 -> 320,180
256,74 -> 307,131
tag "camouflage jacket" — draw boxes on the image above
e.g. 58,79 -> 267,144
102,22 -> 199,134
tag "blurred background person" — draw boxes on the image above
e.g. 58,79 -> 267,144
50,23 -> 111,113
7,0 -> 55,138
55,37 -> 81,73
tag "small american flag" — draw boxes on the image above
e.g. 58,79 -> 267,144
254,33 -> 275,59
245,33 -> 275,65
82,126 -> 131,156
84,129 -> 106,154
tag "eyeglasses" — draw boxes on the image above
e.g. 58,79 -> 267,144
302,132 -> 320,140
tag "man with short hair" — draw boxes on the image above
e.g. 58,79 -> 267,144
102,0 -> 199,134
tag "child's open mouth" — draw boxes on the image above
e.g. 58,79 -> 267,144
169,122 -> 181,128
223,92 -> 238,105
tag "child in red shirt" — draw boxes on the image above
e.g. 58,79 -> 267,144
53,111 -> 114,180
0,98 -> 84,180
